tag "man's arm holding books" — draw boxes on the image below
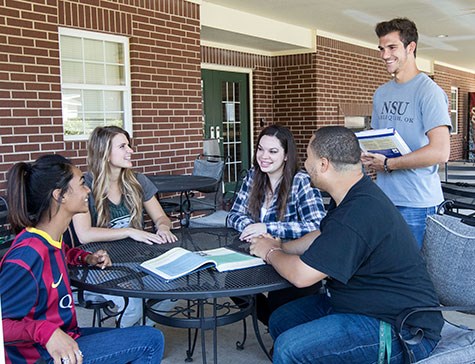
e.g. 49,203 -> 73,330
361,125 -> 450,172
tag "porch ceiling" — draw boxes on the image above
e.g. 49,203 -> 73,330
201,0 -> 475,73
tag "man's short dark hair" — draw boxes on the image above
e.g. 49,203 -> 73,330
310,126 -> 361,170
375,17 -> 418,57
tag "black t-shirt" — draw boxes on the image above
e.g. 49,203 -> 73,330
301,175 -> 443,340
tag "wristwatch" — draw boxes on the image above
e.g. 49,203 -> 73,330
383,158 -> 392,173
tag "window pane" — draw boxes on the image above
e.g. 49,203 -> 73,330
104,91 -> 122,111
451,113 -> 457,131
234,103 -> 240,122
84,113 -> 105,130
62,61 -> 84,83
62,89 -> 84,135
105,42 -> 124,63
62,89 -> 83,117
64,118 -> 85,136
85,63 -> 105,84
106,64 -> 125,85
227,82 -> 233,102
234,83 -> 240,102
61,36 -> 82,60
105,112 -> 124,126
83,90 -> 103,112
225,102 -> 235,122
84,39 -> 104,62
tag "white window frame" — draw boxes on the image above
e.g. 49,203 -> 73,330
450,86 -> 458,135
59,27 -> 132,140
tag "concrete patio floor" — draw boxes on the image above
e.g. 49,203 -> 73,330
76,299 -> 273,364
76,301 -> 475,364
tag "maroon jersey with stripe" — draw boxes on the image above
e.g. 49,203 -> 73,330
1,228 -> 89,364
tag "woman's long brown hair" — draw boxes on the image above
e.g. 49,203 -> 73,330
248,124 -> 298,221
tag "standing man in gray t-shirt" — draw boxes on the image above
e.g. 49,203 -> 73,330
362,17 -> 451,248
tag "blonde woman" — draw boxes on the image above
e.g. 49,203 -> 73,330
73,126 -> 177,327
73,126 -> 176,245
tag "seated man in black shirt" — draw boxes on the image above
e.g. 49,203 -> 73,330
250,126 -> 443,364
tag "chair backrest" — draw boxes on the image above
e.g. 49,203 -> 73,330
0,196 -> 11,243
192,154 -> 226,193
423,214 -> 475,307
223,168 -> 247,210
442,160 -> 475,184
203,139 -> 220,157
63,222 -> 79,248
438,200 -> 475,223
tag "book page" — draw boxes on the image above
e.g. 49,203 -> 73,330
140,247 -> 211,280
360,138 -> 404,158
200,247 -> 264,272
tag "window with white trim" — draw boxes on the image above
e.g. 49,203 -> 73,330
59,28 -> 132,140
450,86 -> 458,135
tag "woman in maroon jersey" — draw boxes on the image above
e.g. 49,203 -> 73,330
0,154 -> 164,364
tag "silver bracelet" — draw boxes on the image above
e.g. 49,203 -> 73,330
265,247 -> 283,263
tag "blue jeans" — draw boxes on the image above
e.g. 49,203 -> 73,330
42,326 -> 164,363
397,206 -> 437,249
269,294 -> 438,364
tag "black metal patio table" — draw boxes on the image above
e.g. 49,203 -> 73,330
147,174 -> 219,225
147,174 -> 218,194
69,227 -> 290,364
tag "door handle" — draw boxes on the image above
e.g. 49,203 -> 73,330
216,126 -> 221,143
210,126 -> 215,139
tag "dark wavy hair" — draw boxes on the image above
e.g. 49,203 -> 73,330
7,154 -> 74,234
248,124 -> 298,221
375,17 -> 418,57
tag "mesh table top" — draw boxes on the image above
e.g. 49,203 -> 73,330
146,174 -> 218,193
69,228 -> 291,300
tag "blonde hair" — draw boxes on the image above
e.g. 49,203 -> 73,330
87,126 -> 143,229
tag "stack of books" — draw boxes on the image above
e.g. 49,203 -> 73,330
356,128 -> 411,158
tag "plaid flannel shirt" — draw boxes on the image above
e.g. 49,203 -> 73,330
227,168 -> 326,239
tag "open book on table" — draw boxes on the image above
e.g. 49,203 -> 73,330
139,247 -> 265,281
355,128 -> 411,158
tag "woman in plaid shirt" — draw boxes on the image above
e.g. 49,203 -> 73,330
228,124 -> 326,324
228,124 -> 326,240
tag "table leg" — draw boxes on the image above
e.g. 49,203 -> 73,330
213,299 -> 218,364
199,299 -> 207,364
251,295 -> 272,362
199,298 -> 219,364
185,327 -> 197,362
116,296 -> 129,328
186,299 -> 198,362
181,191 -> 191,227
235,318 -> 247,350
145,298 -> 253,363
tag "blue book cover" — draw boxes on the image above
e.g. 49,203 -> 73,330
356,128 -> 411,158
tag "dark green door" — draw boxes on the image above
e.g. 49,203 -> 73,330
201,69 -> 250,190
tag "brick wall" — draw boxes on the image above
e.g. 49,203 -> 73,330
0,0 -> 201,193
315,37 -> 390,125
272,53 -> 317,159
434,64 -> 475,159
